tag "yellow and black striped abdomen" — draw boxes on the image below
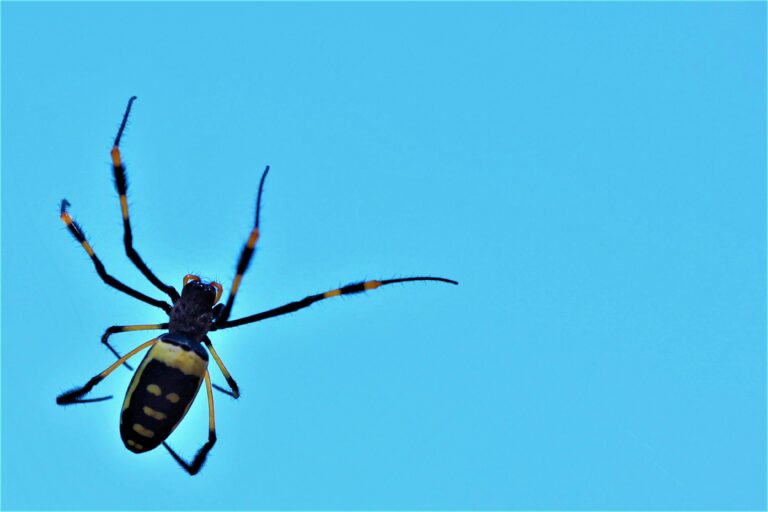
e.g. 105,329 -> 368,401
120,336 -> 208,453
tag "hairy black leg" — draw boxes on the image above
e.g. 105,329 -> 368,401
110,97 -> 180,302
216,165 -> 270,325
60,200 -> 172,313
212,277 -> 458,331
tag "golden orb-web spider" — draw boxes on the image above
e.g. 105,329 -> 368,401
56,97 -> 458,475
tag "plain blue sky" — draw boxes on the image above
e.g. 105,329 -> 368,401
2,2 -> 765,510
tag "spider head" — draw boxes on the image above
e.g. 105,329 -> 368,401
181,274 -> 222,312
180,274 -> 223,311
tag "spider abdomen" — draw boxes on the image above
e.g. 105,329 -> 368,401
119,335 -> 208,453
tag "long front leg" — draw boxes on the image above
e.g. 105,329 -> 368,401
217,165 -> 271,325
211,276 -> 458,331
110,97 -> 179,302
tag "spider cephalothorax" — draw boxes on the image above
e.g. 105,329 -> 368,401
168,275 -> 223,342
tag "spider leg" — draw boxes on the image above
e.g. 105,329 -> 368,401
203,337 -> 240,398
163,371 -> 217,475
56,338 -> 159,405
60,200 -> 172,313
212,276 -> 458,330
216,165 -> 270,325
111,97 -> 180,302
101,323 -> 170,370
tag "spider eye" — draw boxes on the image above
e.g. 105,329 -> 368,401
183,274 -> 201,286
211,282 -> 223,304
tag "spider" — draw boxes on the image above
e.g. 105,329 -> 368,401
56,97 -> 458,475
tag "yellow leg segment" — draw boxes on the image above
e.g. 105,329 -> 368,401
102,323 -> 169,371
56,337 -> 159,405
98,338 -> 159,379
203,338 -> 240,398
204,371 -> 215,433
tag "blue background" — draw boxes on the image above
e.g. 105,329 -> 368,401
2,2 -> 765,510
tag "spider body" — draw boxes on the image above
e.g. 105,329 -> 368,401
56,97 -> 457,475
119,277 -> 221,454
